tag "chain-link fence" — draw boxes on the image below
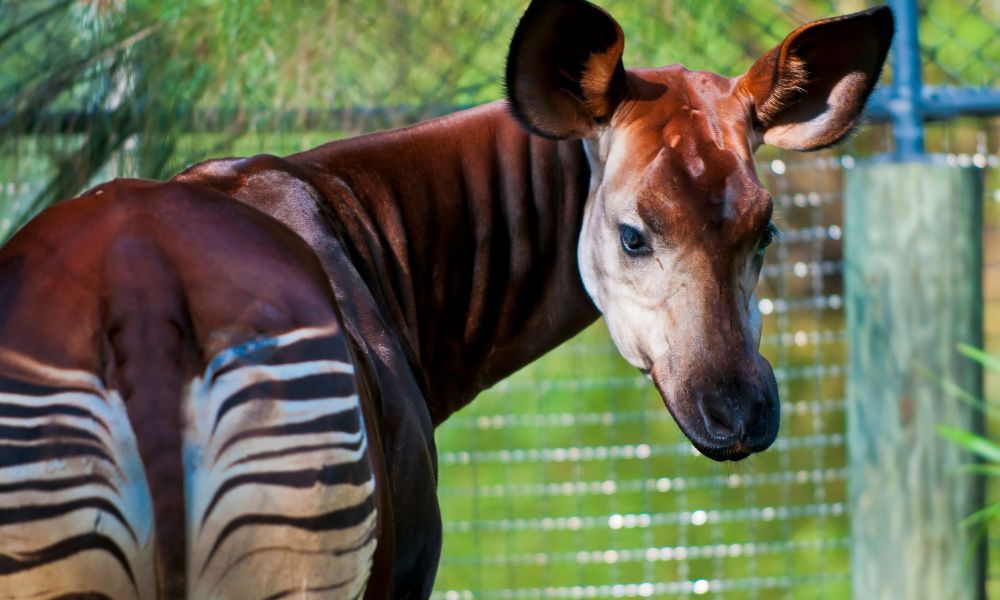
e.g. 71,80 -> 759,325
1,0 -> 998,597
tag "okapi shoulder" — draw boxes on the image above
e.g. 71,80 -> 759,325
174,154 -> 318,201
174,154 -> 334,238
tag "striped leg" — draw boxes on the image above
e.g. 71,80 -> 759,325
185,325 -> 378,600
0,351 -> 158,599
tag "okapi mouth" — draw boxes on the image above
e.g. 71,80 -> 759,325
652,361 -> 780,462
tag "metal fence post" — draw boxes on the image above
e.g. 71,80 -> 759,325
887,0 -> 925,160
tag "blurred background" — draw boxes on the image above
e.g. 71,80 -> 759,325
1,0 -> 998,598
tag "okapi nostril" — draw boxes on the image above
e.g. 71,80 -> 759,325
700,402 -> 736,437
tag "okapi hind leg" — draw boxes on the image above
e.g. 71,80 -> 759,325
0,351 -> 159,599
183,324 -> 379,599
0,179 -> 388,598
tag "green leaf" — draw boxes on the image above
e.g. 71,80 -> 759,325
926,369 -> 1000,418
960,464 -> 1000,477
957,344 -> 1000,373
937,425 -> 1000,464
961,502 -> 1000,527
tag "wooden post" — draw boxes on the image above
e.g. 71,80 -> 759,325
845,162 -> 984,600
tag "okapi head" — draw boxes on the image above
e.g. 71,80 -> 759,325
506,0 -> 893,461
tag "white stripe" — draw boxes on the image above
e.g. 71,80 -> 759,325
184,326 -> 376,600
201,359 -> 354,418
193,431 -> 370,521
208,396 -> 361,465
218,424 -> 366,472
201,325 -> 343,381
0,382 -> 158,598
0,349 -> 105,391
214,358 -> 354,389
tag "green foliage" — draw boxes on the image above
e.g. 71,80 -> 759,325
937,345 -> 1000,528
2,0 -> 998,241
939,425 -> 1000,471
1,0 -> 209,225
958,343 -> 1000,375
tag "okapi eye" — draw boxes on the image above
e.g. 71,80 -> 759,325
757,222 -> 779,257
619,224 -> 650,256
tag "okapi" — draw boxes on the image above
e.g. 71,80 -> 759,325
0,0 -> 893,598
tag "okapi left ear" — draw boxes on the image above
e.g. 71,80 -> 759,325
739,6 -> 894,151
505,0 -> 628,140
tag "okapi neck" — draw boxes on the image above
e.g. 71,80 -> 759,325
290,101 -> 599,424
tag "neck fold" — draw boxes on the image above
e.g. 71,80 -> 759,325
291,101 -> 599,423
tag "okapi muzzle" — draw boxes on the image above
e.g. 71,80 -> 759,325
652,337 -> 780,462
507,0 -> 893,460
641,245 -> 781,461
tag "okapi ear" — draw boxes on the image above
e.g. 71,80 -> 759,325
505,0 -> 628,140
739,6 -> 894,151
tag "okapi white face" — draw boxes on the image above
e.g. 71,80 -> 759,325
506,0 -> 893,460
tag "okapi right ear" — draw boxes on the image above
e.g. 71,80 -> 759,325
505,0 -> 628,140
739,6 -> 894,151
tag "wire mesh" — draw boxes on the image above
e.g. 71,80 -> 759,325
920,0 -> 1000,87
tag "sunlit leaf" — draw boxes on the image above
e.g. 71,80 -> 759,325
960,464 -> 1000,477
961,502 -> 1000,528
957,343 -> 1000,374
937,425 -> 1000,464
921,365 -> 1000,419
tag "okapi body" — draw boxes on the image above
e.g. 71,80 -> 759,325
0,1 -> 893,597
